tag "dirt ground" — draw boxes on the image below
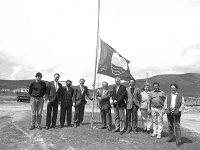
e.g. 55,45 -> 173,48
0,96 -> 200,150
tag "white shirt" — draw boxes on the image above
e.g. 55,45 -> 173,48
116,85 -> 120,93
170,93 -> 177,108
80,85 -> 84,94
54,81 -> 59,92
140,91 -> 150,109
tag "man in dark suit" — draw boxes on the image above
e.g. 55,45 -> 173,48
73,78 -> 93,127
112,77 -> 127,135
46,73 -> 63,129
60,80 -> 74,127
96,81 -> 112,131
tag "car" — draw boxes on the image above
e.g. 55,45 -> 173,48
17,92 -> 31,103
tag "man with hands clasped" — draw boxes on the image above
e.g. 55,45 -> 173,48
164,84 -> 185,147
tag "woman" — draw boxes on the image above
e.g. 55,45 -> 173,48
140,83 -> 152,134
164,84 -> 185,147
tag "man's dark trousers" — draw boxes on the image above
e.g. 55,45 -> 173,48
167,113 -> 181,142
79,103 -> 85,123
74,103 -> 85,125
60,106 -> 72,126
46,99 -> 58,127
126,104 -> 138,131
100,108 -> 112,128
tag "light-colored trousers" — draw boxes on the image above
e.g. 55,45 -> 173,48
151,107 -> 163,136
114,107 -> 126,132
30,97 -> 44,126
140,108 -> 152,130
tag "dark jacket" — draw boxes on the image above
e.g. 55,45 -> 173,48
112,85 -> 127,108
46,81 -> 62,102
126,87 -> 141,109
96,89 -> 112,110
165,93 -> 183,116
74,85 -> 91,106
61,86 -> 74,107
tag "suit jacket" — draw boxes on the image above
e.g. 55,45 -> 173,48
112,85 -> 127,108
61,86 -> 74,107
126,87 -> 141,109
96,89 -> 112,110
46,81 -> 62,102
74,85 -> 91,106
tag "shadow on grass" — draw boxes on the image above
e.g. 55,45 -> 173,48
182,137 -> 193,144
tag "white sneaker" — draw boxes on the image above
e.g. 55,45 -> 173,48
157,134 -> 161,139
151,133 -> 157,137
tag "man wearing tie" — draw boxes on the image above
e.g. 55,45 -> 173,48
60,80 -> 74,127
96,81 -> 112,131
126,79 -> 141,134
73,78 -> 93,127
46,73 -> 63,129
112,77 -> 127,135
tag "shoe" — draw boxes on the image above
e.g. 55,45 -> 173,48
143,129 -> 147,133
112,129 -> 120,133
67,124 -> 73,127
37,126 -> 42,130
51,125 -> 55,128
126,130 -> 131,134
74,124 -> 78,128
60,125 -> 64,128
107,127 -> 112,131
132,129 -> 138,134
29,126 -> 35,130
176,142 -> 182,147
146,130 -> 150,134
157,135 -> 161,139
166,138 -> 173,142
98,126 -> 106,129
46,126 -> 50,130
151,133 -> 157,137
119,131 -> 125,135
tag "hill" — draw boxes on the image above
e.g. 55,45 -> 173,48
0,73 -> 200,96
103,73 -> 200,97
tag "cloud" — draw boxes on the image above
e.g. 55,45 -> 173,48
0,50 -> 43,80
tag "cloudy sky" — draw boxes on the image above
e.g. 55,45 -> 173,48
0,0 -> 200,87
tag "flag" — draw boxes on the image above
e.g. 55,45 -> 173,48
97,39 -> 134,81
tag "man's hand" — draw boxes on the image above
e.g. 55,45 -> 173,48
46,99 -> 50,103
161,109 -> 165,114
113,100 -> 117,104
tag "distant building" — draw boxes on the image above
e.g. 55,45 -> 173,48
13,88 -> 29,93
0,89 -> 11,92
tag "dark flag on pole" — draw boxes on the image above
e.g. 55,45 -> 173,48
97,39 -> 134,81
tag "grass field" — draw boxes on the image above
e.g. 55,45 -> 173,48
1,109 -> 200,150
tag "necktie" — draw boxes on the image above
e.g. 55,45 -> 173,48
55,83 -> 58,91
131,88 -> 134,94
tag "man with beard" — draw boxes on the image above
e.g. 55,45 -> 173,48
60,80 -> 74,127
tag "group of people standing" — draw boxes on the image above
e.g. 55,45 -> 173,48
28,72 -> 92,131
96,77 -> 185,146
28,72 -> 185,147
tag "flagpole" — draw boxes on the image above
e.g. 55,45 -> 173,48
146,73 -> 148,83
91,0 -> 100,128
